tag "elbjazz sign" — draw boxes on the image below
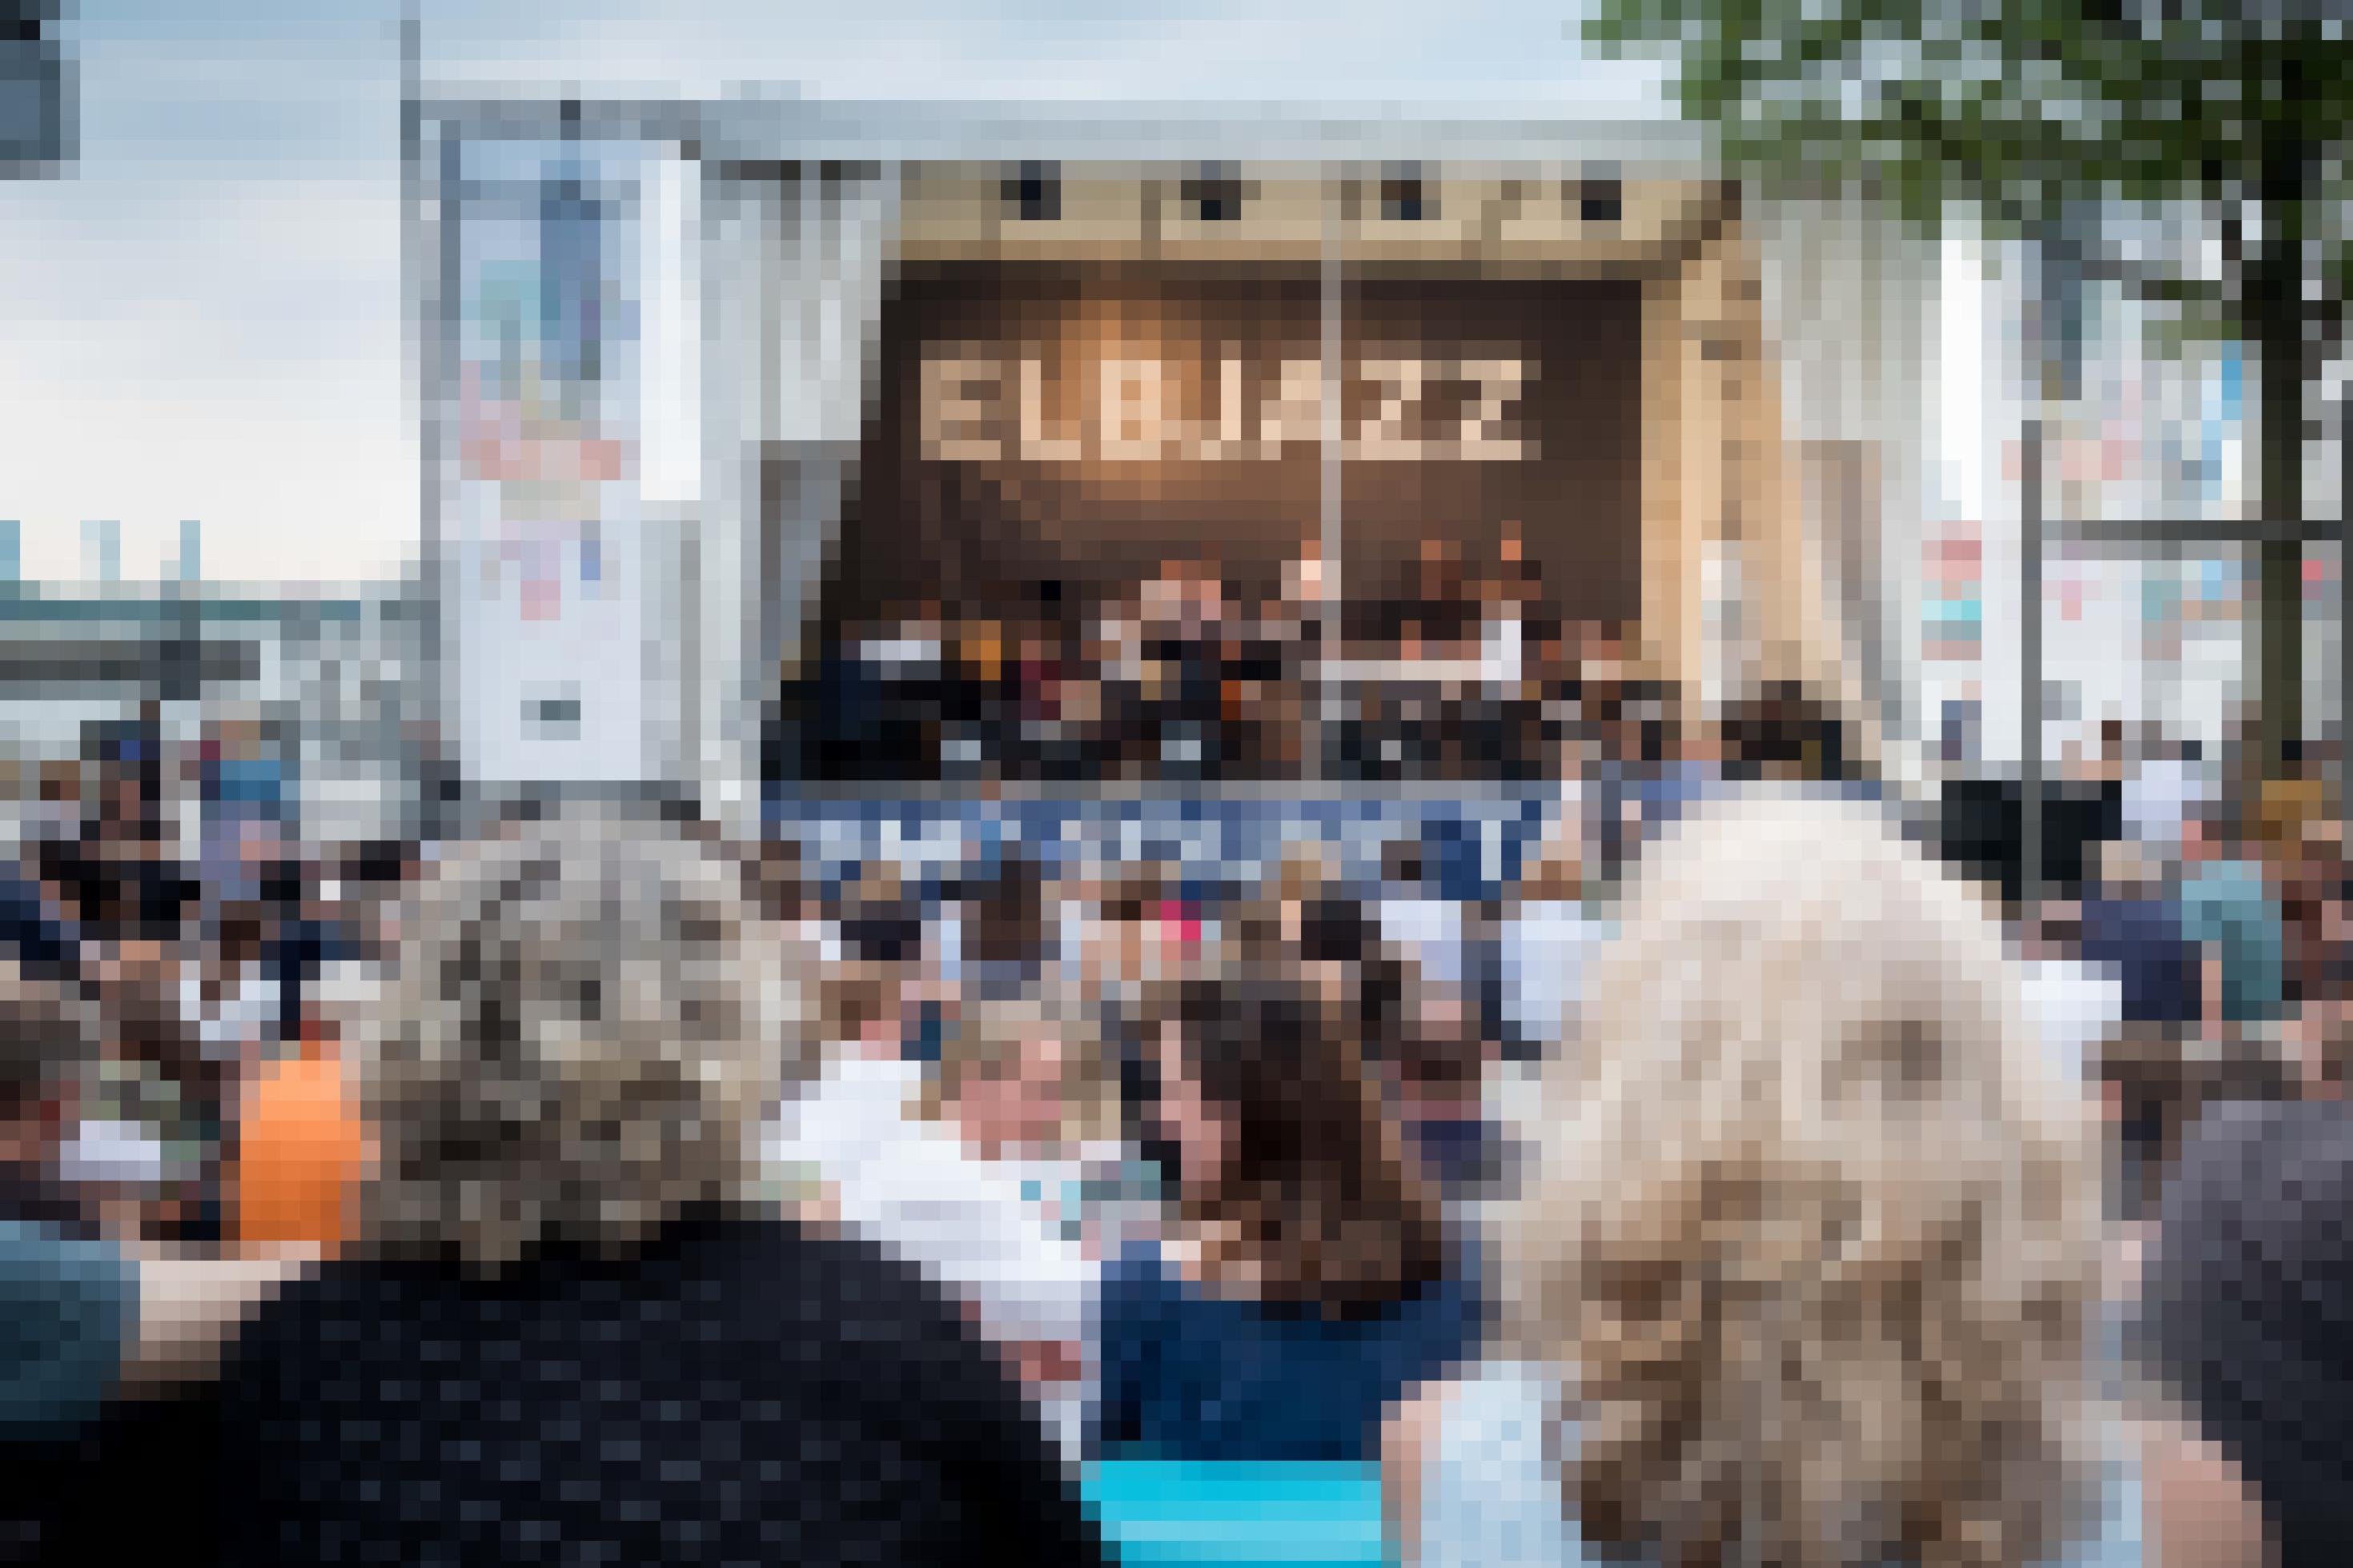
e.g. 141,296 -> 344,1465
921,349 -> 1536,464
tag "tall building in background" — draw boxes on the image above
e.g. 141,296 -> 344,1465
82,518 -> 118,586
174,519 -> 202,584
0,520 -> 18,586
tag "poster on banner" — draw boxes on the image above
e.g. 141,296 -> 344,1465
455,186 -> 636,625
441,146 -> 652,785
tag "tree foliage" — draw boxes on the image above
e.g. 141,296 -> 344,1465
1585,0 -> 2353,768
1585,0 -> 2353,335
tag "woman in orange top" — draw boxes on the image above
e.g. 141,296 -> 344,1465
231,1013 -> 365,1253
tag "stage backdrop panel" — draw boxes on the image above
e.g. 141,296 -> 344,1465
1339,277 -> 1644,636
835,263 -> 1323,628
830,265 -> 1644,635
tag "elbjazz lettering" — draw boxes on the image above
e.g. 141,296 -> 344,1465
921,351 -> 1536,463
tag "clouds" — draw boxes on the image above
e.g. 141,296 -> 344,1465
2,3 -> 408,581
0,167 -> 407,583
2,0 -> 1668,583
416,0 -> 1668,106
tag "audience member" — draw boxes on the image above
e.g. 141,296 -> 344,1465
1499,792 -> 1602,1056
2084,841 -> 2204,1035
2179,804 -> 2287,1034
2082,839 -> 2206,1218
1099,970 -> 1477,1462
961,846 -> 1051,1000
2135,1097 -> 2353,1566
1379,838 -> 1467,992
201,805 -> 1104,1566
0,843 -> 74,975
2019,897 -> 2125,1097
0,963 -> 99,1239
1072,860 -> 1194,1012
2299,858 -> 2353,1095
2119,731 -> 2208,853
2261,814 -> 2347,1058
1387,978 -> 1500,1205
226,1009 -> 366,1253
777,987 -> 1114,1453
182,904 -> 271,1073
0,959 -> 309,1562
1718,680 -> 1857,786
1388,786 -> 2220,1568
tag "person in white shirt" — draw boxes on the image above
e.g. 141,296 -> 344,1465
769,985 -> 1120,1455
2119,732 -> 2212,853
1497,790 -> 1602,1055
1379,839 -> 1465,991
179,936 -> 273,1070
2019,900 -> 2127,1096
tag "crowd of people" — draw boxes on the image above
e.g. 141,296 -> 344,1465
0,716 -> 400,1255
0,685 -> 2347,1565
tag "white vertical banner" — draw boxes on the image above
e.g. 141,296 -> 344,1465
641,152 -> 704,509
444,142 -> 654,788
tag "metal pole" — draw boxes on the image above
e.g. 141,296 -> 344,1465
1316,174 -> 1343,785
402,11 -> 459,846
2339,395 -> 2351,824
2021,417 -> 2044,922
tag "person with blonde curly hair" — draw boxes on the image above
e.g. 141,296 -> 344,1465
201,804 -> 1105,1566
1387,785 -> 2265,1568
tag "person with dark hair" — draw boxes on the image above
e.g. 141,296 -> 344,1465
2081,839 -> 2206,1218
2134,1097 -> 2353,1566
1720,680 -> 1854,784
732,834 -> 810,935
1279,872 -> 1411,1071
0,859 -> 74,976
964,846 -> 1050,999
37,830 -> 195,953
262,866 -> 359,1048
837,859 -> 926,968
1388,980 -> 1499,1202
0,964 -> 102,1239
1098,969 -> 1479,1462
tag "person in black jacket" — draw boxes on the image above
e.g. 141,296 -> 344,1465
0,868 -> 74,976
201,804 -> 1106,1568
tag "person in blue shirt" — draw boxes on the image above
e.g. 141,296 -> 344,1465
1098,970 -> 1481,1463
2078,839 -> 2206,1218
0,964 -> 126,1440
2178,808 -> 2287,1029
0,959 -> 311,1566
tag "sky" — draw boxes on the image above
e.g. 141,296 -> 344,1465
0,2 -> 1670,587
